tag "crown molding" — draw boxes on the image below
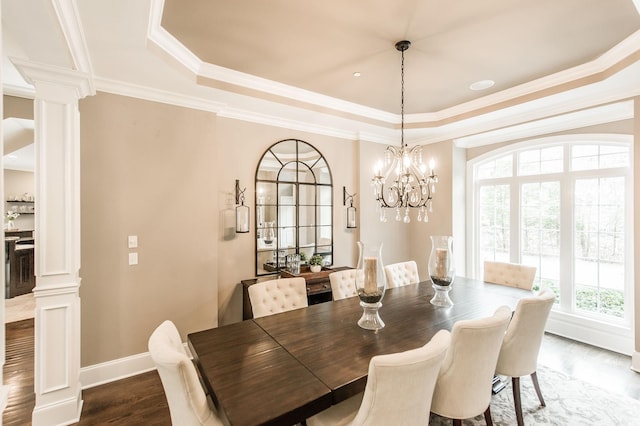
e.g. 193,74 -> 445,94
454,101 -> 634,148
3,82 -> 35,99
51,0 -> 94,78
146,0 -> 201,75
94,77 -> 226,113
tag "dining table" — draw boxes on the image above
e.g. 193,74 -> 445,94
187,276 -> 533,426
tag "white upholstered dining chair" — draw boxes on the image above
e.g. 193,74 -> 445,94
384,260 -> 420,288
329,269 -> 358,300
148,320 -> 223,426
495,288 -> 556,426
247,277 -> 308,318
483,260 -> 536,290
306,329 -> 451,426
430,306 -> 512,425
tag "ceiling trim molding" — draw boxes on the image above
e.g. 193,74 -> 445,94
93,77 -> 400,144
94,77 -> 226,113
196,62 -> 398,125
51,0 -> 95,90
146,0 -> 201,75
409,30 -> 640,125
218,107 -> 362,142
454,101 -> 634,148
3,83 -> 35,99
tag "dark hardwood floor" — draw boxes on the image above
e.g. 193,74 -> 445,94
3,319 -> 639,424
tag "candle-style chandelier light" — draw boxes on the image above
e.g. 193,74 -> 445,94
372,40 -> 438,223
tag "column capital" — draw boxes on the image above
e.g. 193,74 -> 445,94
10,57 -> 95,100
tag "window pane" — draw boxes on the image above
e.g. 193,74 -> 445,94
572,144 -> 629,171
518,147 -> 563,176
479,185 -> 510,262
521,181 -> 560,297
574,177 -> 625,318
477,155 -> 512,179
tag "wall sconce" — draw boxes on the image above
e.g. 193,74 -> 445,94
235,180 -> 250,233
343,187 -> 357,229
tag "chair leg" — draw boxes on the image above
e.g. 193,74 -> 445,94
531,371 -> 546,406
511,377 -> 524,426
484,406 -> 494,426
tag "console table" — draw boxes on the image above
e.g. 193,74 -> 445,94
241,266 -> 351,320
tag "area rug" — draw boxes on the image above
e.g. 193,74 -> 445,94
5,293 -> 35,323
429,365 -> 640,425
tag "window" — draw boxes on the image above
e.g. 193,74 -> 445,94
470,137 -> 632,349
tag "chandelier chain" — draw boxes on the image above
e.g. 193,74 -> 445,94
400,48 -> 405,147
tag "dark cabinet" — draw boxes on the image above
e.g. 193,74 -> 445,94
5,236 -> 35,298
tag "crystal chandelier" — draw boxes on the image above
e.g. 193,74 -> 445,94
372,40 -> 438,223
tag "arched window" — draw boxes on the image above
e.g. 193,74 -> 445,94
468,135 -> 632,352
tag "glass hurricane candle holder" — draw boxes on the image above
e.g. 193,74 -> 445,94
428,236 -> 455,307
355,241 -> 386,330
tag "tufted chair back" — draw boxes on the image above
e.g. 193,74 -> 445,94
329,269 -> 358,300
483,260 -> 536,290
148,320 -> 222,426
431,306 -> 512,423
495,288 -> 555,425
307,330 -> 451,426
384,260 -> 420,288
248,277 -> 308,318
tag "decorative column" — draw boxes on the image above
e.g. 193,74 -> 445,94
633,97 -> 640,373
13,59 -> 93,425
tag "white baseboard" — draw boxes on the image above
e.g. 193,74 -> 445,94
79,343 -> 191,389
546,311 -> 633,356
632,351 -> 640,373
80,351 -> 155,390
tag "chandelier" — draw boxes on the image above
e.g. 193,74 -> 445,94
372,40 -> 438,223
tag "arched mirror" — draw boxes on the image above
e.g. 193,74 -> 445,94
255,139 -> 333,275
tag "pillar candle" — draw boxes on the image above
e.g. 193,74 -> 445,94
435,248 -> 448,278
364,256 -> 378,293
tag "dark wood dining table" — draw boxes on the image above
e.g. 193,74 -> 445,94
188,276 -> 532,426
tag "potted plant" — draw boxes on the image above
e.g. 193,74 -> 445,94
308,254 -> 324,273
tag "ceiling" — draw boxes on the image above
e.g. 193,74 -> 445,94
161,0 -> 640,114
2,0 -> 640,152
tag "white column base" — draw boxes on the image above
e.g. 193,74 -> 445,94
632,351 -> 640,373
0,385 -> 9,416
32,393 -> 82,426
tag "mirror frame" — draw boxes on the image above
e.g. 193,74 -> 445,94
255,139 -> 333,276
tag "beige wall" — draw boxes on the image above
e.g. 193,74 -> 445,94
79,92 -> 219,366
3,95 -> 33,120
358,140 -> 412,268
214,118 -> 360,325
4,169 -> 35,230
406,140 -> 458,280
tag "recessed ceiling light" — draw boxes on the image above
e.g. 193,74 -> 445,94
353,72 -> 361,77
469,79 -> 495,91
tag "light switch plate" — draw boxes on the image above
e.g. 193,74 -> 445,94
128,235 -> 138,248
128,252 -> 138,265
